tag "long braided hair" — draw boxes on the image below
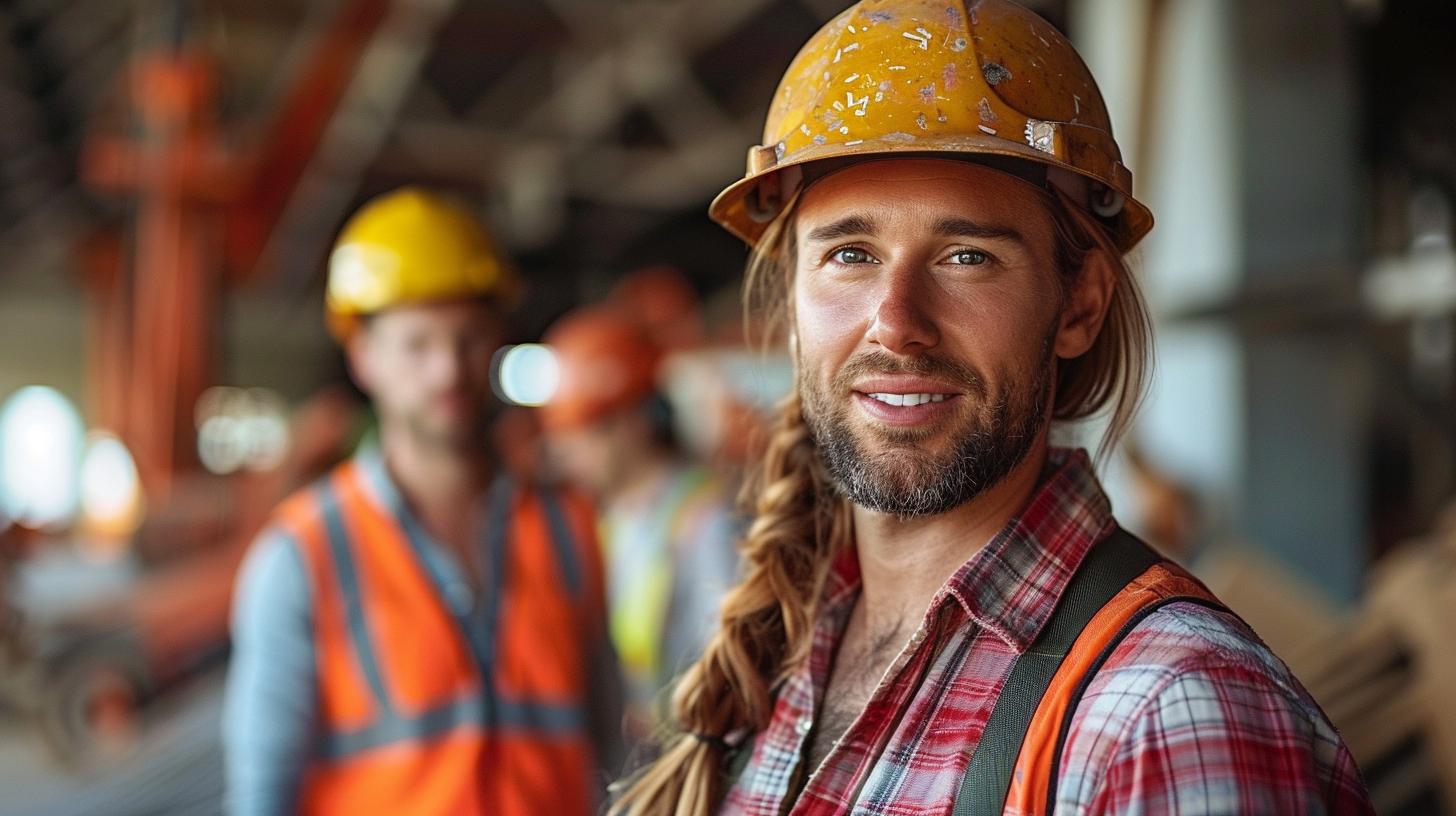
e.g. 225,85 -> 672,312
608,182 -> 1152,815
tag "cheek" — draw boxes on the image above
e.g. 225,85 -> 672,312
943,275 -> 1055,343
793,272 -> 876,364
466,345 -> 496,388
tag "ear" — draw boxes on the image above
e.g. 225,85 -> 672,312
1054,248 -> 1117,360
344,329 -> 376,398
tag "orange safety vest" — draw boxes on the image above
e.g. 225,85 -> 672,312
269,454 -> 604,815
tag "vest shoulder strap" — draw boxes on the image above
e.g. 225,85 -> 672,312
952,527 -> 1160,816
536,484 -> 583,599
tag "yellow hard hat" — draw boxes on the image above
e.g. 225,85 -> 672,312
709,0 -> 1152,252
325,187 -> 517,340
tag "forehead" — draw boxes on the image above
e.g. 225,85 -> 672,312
795,158 -> 1052,239
366,299 -> 501,336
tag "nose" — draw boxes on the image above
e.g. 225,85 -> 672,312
867,264 -> 940,354
423,339 -> 468,390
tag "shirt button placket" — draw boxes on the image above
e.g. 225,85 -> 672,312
795,715 -> 813,737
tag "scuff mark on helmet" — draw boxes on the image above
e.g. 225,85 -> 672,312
982,61 -> 1012,86
978,97 -> 997,122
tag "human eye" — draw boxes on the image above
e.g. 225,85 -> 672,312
945,248 -> 990,266
828,245 -> 877,266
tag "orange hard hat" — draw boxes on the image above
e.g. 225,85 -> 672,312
608,266 -> 706,352
709,0 -> 1152,251
539,306 -> 662,431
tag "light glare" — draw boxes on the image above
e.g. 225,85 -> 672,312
496,344 -> 561,407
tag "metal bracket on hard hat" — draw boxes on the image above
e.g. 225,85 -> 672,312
1047,166 -> 1125,219
745,154 -> 805,224
1092,186 -> 1125,218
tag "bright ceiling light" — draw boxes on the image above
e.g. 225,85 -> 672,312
80,431 -> 145,540
0,386 -> 84,529
494,344 -> 561,407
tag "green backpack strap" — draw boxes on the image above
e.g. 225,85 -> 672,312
952,528 -> 1160,816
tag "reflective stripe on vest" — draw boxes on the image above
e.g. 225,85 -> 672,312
317,693 -> 585,761
316,481 -> 396,719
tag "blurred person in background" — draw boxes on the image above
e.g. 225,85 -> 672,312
537,300 -> 740,745
223,187 -> 622,816
610,1 -> 1373,814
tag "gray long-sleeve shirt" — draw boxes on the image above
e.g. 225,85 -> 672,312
223,532 -> 315,816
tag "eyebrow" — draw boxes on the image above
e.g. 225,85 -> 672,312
805,215 -> 878,243
804,214 -> 1027,245
932,217 -> 1025,244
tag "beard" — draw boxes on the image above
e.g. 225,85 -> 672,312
800,336 -> 1054,518
402,392 -> 499,454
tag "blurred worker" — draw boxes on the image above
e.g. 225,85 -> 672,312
611,1 -> 1374,814
537,303 -> 739,738
223,188 -> 621,816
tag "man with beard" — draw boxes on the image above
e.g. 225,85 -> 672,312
610,1 -> 1373,814
224,188 -> 621,816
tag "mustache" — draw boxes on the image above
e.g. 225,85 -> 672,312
832,351 -> 987,398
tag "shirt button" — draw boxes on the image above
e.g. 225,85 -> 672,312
795,716 -> 812,736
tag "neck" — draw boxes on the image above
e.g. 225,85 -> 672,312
379,423 -> 493,511
849,436 -> 1051,630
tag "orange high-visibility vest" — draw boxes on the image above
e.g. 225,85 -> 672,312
269,455 -> 604,815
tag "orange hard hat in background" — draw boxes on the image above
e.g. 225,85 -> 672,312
709,0 -> 1152,251
538,306 -> 662,431
607,266 -> 706,353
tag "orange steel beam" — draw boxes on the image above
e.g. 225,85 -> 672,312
80,1 -> 392,497
224,0 -> 391,279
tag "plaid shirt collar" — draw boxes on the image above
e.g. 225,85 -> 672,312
819,447 -> 1115,653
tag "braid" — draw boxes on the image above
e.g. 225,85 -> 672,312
609,396 -> 850,815
610,204 -> 851,814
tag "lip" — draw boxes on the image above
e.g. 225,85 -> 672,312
851,376 -> 963,396
852,391 -> 960,426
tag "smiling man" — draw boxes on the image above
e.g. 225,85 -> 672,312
610,1 -> 1374,814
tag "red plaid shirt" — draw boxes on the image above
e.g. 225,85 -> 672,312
720,449 -> 1373,815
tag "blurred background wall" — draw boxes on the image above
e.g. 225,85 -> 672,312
1,0 -> 1454,813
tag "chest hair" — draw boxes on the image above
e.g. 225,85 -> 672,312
803,614 -> 910,773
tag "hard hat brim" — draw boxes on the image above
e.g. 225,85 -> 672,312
709,134 -> 1154,254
